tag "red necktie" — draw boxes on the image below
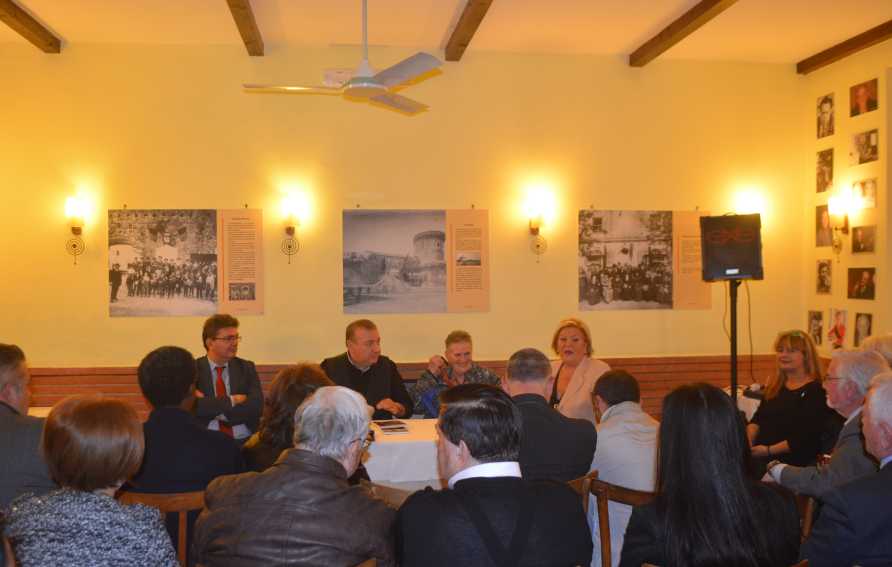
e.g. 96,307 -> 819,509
215,366 -> 233,438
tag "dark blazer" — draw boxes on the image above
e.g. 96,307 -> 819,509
513,393 -> 597,482
0,401 -> 56,509
397,476 -> 592,567
320,353 -> 413,420
619,482 -> 800,567
194,355 -> 263,433
801,463 -> 892,567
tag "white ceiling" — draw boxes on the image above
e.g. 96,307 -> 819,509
2,0 -> 892,64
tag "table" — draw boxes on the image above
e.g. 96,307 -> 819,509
364,418 -> 442,491
27,406 -> 51,418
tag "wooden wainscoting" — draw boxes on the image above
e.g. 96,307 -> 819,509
30,354 -> 775,420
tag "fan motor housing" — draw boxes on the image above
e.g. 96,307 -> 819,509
344,77 -> 386,99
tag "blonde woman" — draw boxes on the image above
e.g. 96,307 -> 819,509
747,330 -> 841,475
549,318 -> 610,424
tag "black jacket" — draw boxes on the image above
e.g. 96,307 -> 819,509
513,393 -> 597,482
320,353 -> 412,419
397,476 -> 592,567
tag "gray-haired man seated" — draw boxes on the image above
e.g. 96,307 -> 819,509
193,386 -> 395,566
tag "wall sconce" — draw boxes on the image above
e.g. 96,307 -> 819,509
522,184 -> 556,261
828,188 -> 864,257
280,195 -> 306,263
64,196 -> 87,264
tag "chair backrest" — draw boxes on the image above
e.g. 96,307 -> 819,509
117,490 -> 205,567
590,478 -> 655,567
566,470 -> 598,516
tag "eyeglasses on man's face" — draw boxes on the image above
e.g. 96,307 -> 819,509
212,335 -> 242,343
357,432 -> 374,451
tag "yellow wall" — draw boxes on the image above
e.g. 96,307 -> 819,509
0,45 -> 807,366
801,41 -> 892,353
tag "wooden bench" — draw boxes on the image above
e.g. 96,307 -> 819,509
29,354 -> 775,420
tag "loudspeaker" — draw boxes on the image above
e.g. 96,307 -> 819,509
700,214 -> 764,281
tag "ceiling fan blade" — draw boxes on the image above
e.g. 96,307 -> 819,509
372,52 -> 442,88
369,92 -> 429,115
243,84 -> 343,95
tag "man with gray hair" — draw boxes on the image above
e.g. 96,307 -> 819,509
801,372 -> 892,566
502,348 -> 596,482
767,349 -> 888,496
193,385 -> 395,566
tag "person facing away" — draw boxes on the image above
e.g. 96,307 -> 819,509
397,383 -> 593,567
193,313 -> 264,443
502,347 -> 596,482
193,386 -> 396,567
412,329 -> 500,417
767,349 -> 887,497
321,319 -> 413,420
800,372 -> 892,567
589,370 -> 658,567
619,383 -> 800,567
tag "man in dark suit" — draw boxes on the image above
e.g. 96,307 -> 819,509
801,373 -> 892,566
0,343 -> 56,509
397,383 -> 592,567
321,319 -> 412,420
194,314 -> 263,443
128,345 -> 244,561
503,348 -> 596,482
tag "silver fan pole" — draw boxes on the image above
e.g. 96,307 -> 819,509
362,0 -> 368,61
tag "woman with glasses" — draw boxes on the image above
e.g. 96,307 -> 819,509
747,330 -> 841,476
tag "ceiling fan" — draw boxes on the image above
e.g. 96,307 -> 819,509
243,0 -> 443,115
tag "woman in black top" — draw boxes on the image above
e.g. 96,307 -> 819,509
619,383 -> 800,567
748,330 -> 841,475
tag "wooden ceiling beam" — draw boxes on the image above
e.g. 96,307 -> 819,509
629,0 -> 737,67
0,0 -> 61,53
226,0 -> 264,56
445,0 -> 494,62
797,19 -> 892,75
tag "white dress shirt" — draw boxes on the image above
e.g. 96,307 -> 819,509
207,361 -> 250,440
448,461 -> 522,489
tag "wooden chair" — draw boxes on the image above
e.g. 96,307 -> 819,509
796,494 -> 818,542
354,559 -> 376,567
566,470 -> 598,515
118,490 -> 205,567
589,479 -> 655,567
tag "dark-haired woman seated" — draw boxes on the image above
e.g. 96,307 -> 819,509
748,330 -> 842,476
242,364 -> 334,472
619,383 -> 800,567
3,396 -> 178,566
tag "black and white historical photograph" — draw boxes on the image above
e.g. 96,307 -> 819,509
848,267 -> 876,300
343,210 -> 446,313
816,205 -> 832,247
229,282 -> 256,301
108,209 -> 218,317
854,312 -> 873,348
853,177 -> 877,208
817,93 -> 834,138
851,128 -> 879,164
808,310 -> 823,346
850,78 -> 878,117
816,260 -> 832,294
816,148 -> 833,193
578,210 -> 672,310
852,225 -> 876,253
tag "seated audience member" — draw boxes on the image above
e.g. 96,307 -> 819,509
412,330 -> 500,417
619,383 -> 799,567
860,333 -> 892,366
194,314 -> 263,443
748,330 -> 841,476
767,349 -> 887,497
589,370 -> 658,567
801,372 -> 892,566
549,318 -> 610,424
3,396 -> 178,566
397,383 -> 592,567
321,319 -> 413,419
0,344 -> 55,509
242,363 -> 333,472
502,348 -> 596,482
193,386 -> 395,567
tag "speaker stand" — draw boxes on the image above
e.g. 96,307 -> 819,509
728,279 -> 741,404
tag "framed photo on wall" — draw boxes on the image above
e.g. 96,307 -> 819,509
848,267 -> 876,300
851,129 -> 879,165
853,177 -> 877,208
850,78 -> 878,117
852,225 -> 876,253
816,260 -> 832,294
808,310 -> 823,346
817,93 -> 834,138
854,312 -> 873,347
816,148 -> 833,193
828,308 -> 847,349
816,205 -> 832,247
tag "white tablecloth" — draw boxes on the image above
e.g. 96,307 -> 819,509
365,419 -> 439,485
27,406 -> 51,418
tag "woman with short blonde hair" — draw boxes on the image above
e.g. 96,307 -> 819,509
549,317 -> 610,424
